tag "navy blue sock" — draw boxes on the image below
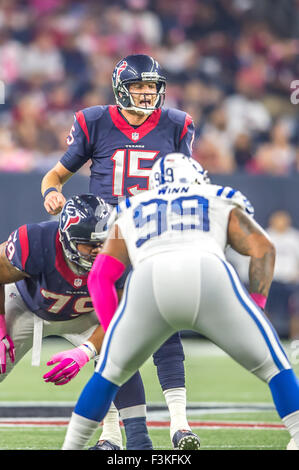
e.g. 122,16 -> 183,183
74,372 -> 119,422
114,371 -> 146,409
153,332 -> 185,390
123,417 -> 153,450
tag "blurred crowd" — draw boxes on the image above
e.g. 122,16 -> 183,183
0,0 -> 299,175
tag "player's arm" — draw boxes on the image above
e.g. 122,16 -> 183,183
88,223 -> 129,331
0,241 -> 30,284
43,225 -> 129,386
0,241 -> 30,373
41,109 -> 94,215
43,235 -> 126,386
41,162 -> 73,216
43,324 -> 106,386
227,207 -> 275,307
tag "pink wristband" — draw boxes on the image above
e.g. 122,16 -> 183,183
250,293 -> 267,309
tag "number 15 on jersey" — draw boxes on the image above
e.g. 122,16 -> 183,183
111,150 -> 159,197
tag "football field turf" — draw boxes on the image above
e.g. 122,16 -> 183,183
0,337 -> 297,451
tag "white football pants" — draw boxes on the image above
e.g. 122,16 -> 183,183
97,251 -> 291,386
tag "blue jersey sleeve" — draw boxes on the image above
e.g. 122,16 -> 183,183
60,110 -> 94,172
5,225 -> 45,275
60,106 -> 108,173
177,114 -> 195,157
167,108 -> 195,157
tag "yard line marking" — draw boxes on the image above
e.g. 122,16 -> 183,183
0,418 -> 286,430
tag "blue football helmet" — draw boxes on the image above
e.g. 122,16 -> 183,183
112,54 -> 166,114
59,194 -> 112,270
149,153 -> 210,189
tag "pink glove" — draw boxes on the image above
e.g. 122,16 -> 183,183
43,342 -> 97,386
0,315 -> 15,374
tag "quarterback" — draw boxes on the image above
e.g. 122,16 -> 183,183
62,154 -> 299,451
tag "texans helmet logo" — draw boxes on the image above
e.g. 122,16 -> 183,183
115,60 -> 128,84
61,202 -> 81,232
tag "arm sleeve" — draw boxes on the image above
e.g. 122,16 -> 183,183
87,253 -> 126,331
60,110 -> 93,173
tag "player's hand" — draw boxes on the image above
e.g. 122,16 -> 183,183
44,191 -> 66,216
43,347 -> 90,385
0,335 -> 15,374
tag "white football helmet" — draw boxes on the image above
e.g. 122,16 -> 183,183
149,153 -> 210,189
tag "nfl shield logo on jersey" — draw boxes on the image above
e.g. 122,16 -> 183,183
74,278 -> 82,287
132,132 -> 139,141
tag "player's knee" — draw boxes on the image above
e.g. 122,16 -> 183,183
250,352 -> 282,383
101,356 -> 136,387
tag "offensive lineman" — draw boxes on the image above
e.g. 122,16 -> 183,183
41,54 -> 199,450
62,154 -> 299,450
0,194 -> 126,447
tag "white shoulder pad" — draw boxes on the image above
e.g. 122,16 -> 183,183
215,186 -> 254,216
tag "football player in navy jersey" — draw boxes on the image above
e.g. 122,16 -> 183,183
41,54 -> 200,450
0,194 -> 127,448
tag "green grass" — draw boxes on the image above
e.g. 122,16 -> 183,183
0,337 -> 297,450
0,427 -> 290,451
1,337 -> 298,403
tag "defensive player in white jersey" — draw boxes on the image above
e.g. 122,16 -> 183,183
62,153 -> 299,450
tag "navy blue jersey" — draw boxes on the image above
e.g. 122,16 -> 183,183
5,221 -> 94,322
61,105 -> 194,206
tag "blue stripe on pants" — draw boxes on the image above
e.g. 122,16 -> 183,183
221,259 -> 289,372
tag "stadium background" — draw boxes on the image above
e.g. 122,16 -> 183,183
1,0 -> 299,451
0,0 -> 299,340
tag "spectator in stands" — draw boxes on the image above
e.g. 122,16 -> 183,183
0,0 -> 298,178
0,128 -> 34,172
20,31 -> 65,84
193,104 -> 235,174
224,69 -> 272,142
252,120 -> 296,175
233,132 -> 255,171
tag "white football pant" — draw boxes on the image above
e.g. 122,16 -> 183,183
97,251 -> 290,385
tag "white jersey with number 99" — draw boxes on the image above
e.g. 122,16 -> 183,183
112,183 -> 254,268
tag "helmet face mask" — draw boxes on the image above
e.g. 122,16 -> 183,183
59,194 -> 112,271
149,153 -> 210,189
112,55 -> 166,115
